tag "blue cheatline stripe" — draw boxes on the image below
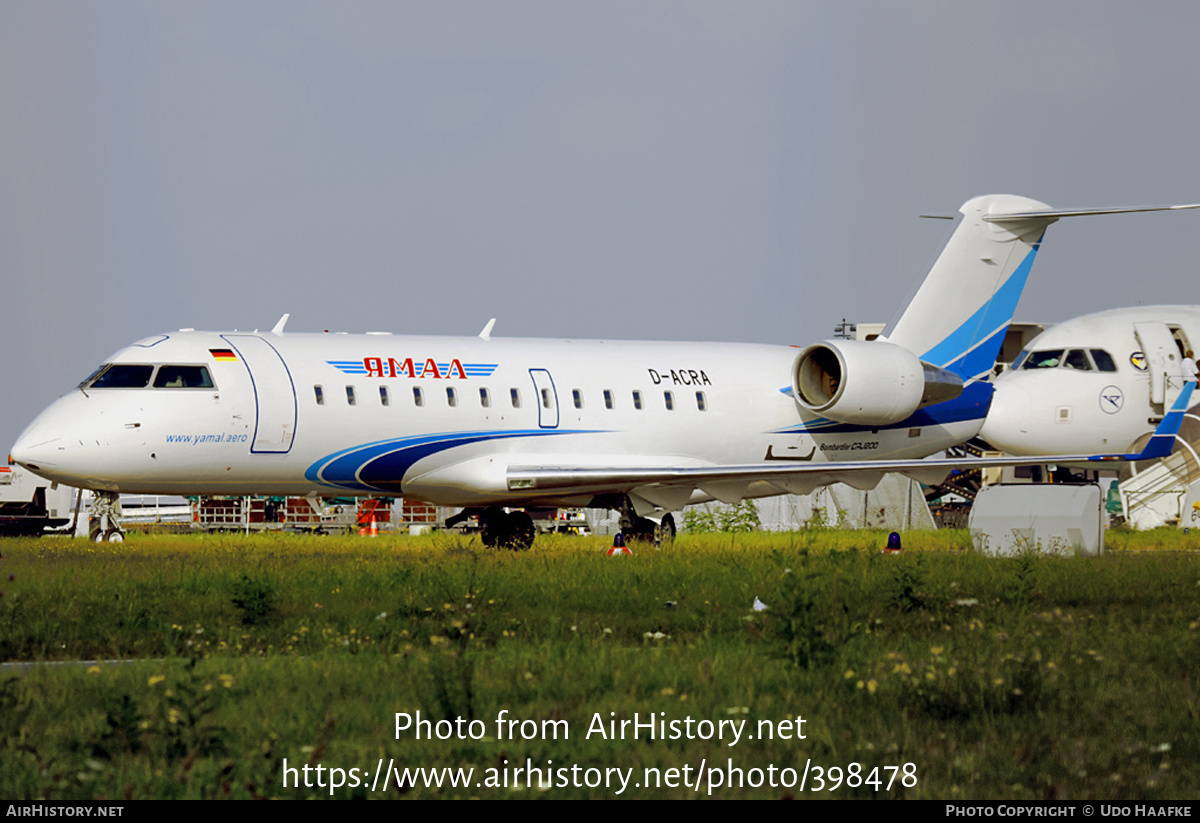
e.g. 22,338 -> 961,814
771,381 -> 994,435
305,428 -> 603,493
918,239 -> 1043,378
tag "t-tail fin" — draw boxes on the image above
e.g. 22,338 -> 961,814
888,194 -> 1053,382
887,195 -> 1200,382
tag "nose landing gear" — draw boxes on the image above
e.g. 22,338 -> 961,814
88,491 -> 126,543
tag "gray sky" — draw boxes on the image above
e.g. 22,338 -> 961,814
4,1 -> 1200,450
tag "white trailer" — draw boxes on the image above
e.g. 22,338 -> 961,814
0,464 -> 83,536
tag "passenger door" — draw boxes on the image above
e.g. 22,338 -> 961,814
222,335 -> 297,453
529,369 -> 559,429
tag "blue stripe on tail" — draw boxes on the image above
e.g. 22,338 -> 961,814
919,239 -> 1042,379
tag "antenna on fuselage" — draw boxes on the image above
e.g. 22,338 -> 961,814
271,314 -> 290,335
479,318 -> 496,340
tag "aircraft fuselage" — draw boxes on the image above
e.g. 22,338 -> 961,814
982,306 -> 1200,456
11,329 -> 987,505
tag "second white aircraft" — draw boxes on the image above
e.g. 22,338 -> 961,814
983,306 -> 1200,456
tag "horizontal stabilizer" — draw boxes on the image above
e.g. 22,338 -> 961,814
985,203 -> 1200,223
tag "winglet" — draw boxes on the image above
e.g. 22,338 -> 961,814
1091,381 -> 1195,463
271,314 -> 290,335
479,318 -> 496,340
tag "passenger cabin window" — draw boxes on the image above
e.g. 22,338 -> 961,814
572,389 -> 583,409
604,390 -> 614,409
632,390 -> 643,410
480,387 -> 491,408
314,385 -> 325,405
89,364 -> 154,389
510,388 -> 522,408
153,365 -> 214,389
664,390 -> 674,410
346,386 -> 357,405
380,386 -> 390,406
447,387 -> 458,407
1091,349 -> 1118,372
696,391 -> 707,411
413,387 -> 424,407
541,388 -> 552,409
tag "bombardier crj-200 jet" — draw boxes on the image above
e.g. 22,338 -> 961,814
9,195 -> 1199,546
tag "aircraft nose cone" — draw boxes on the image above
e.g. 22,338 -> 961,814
9,420 -> 63,472
979,381 -> 1033,453
9,392 -> 95,481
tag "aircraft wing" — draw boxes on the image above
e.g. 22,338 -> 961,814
506,382 -> 1195,502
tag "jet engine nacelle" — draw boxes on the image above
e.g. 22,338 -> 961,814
792,340 -> 963,425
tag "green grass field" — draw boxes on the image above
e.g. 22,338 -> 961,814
2,529 -> 1199,799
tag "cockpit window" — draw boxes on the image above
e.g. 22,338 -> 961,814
1090,349 -> 1117,372
1016,348 -> 1118,373
153,365 -> 214,389
78,365 -> 109,388
88,364 -> 155,388
1021,349 -> 1064,369
1063,349 -> 1093,370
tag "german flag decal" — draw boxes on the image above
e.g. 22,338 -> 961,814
210,349 -> 238,362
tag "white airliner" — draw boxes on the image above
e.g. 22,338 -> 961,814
982,306 -> 1200,456
9,195 -> 1198,545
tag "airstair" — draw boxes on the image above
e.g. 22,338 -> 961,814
1116,404 -> 1200,529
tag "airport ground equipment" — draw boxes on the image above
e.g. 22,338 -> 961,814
0,465 -> 78,536
969,483 -> 1105,556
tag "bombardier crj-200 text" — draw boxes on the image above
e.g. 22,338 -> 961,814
10,195 -> 1199,546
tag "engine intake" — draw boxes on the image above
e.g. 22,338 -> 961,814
792,340 -> 963,425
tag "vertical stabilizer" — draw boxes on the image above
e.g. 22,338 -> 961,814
888,194 -> 1055,381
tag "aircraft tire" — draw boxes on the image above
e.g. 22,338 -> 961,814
479,507 -> 506,548
658,513 -> 677,543
506,511 -> 535,551
627,517 -> 658,543
480,522 -> 500,548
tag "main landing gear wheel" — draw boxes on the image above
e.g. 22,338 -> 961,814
657,513 -> 676,544
623,513 -> 675,546
90,527 -> 125,543
480,508 -> 535,551
507,511 -> 535,551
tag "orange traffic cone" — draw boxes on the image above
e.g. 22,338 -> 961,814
608,533 -> 633,557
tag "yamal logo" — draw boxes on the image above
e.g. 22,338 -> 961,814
327,357 -> 497,379
1130,351 -> 1148,371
